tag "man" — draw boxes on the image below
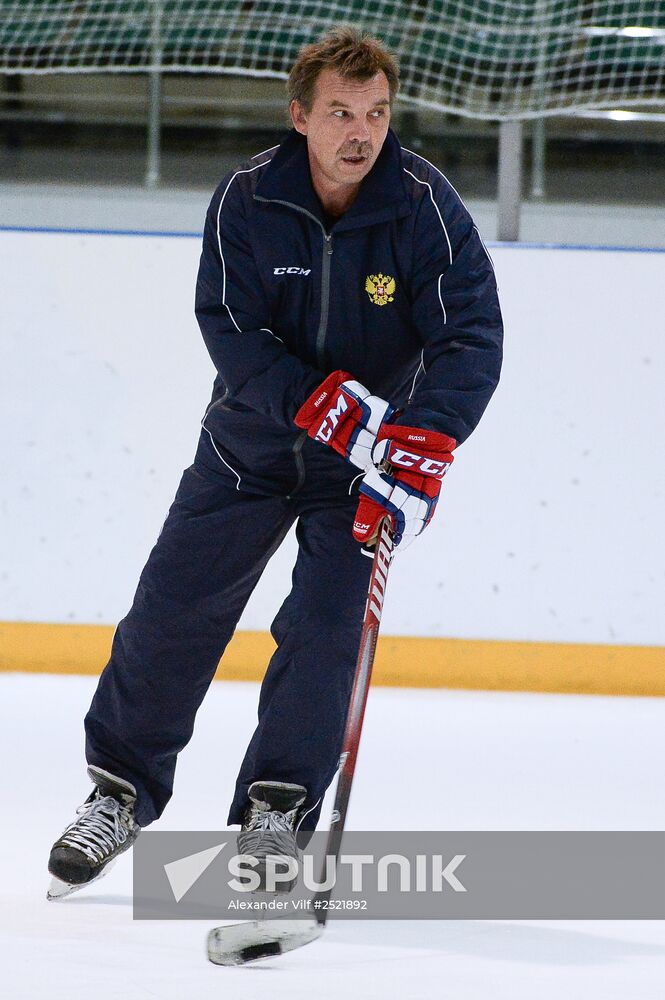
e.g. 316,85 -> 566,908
47,28 -> 502,899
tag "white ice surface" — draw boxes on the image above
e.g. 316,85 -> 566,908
1,673 -> 664,999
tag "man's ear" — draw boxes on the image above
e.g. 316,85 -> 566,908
290,100 -> 308,135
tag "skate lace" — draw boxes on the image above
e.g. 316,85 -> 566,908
60,792 -> 133,863
246,807 -> 296,833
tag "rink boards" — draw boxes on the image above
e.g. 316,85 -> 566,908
1,229 -> 664,693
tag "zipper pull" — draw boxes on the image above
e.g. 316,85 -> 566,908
325,235 -> 333,254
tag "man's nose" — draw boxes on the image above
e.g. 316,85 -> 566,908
346,117 -> 370,143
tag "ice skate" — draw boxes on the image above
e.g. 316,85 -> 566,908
47,765 -> 140,900
238,780 -> 307,893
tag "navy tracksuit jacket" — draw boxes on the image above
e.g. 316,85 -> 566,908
85,129 -> 503,830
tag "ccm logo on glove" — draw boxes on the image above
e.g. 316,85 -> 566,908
295,370 -> 396,471
353,424 -> 457,548
314,395 -> 349,444
388,448 -> 450,478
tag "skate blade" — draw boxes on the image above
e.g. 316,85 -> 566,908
46,857 -> 117,901
207,918 -> 323,966
47,875 -> 81,900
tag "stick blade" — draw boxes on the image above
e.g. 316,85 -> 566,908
207,918 -> 323,966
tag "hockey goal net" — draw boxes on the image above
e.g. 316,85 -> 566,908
0,1 -> 663,119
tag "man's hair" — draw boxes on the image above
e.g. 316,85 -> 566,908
287,28 -> 400,112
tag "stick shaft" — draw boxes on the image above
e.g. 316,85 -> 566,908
314,516 -> 394,923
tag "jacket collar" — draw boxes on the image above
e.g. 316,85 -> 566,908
255,128 -> 410,232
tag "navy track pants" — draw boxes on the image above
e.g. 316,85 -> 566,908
84,432 -> 373,831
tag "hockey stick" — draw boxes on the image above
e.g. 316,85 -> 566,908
207,515 -> 395,966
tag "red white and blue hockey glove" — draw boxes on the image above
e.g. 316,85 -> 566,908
353,425 -> 456,547
294,370 -> 397,471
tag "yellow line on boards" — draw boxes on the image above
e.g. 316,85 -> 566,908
0,621 -> 663,696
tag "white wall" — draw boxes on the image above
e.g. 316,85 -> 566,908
2,230 -> 664,645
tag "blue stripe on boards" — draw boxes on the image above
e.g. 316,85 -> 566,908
1,226 -> 663,254
486,240 -> 665,254
0,224 -> 203,239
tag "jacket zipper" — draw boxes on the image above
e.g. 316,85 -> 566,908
289,429 -> 307,496
316,234 -> 334,369
254,195 -> 334,495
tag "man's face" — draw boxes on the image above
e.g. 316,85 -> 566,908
290,68 -> 391,193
